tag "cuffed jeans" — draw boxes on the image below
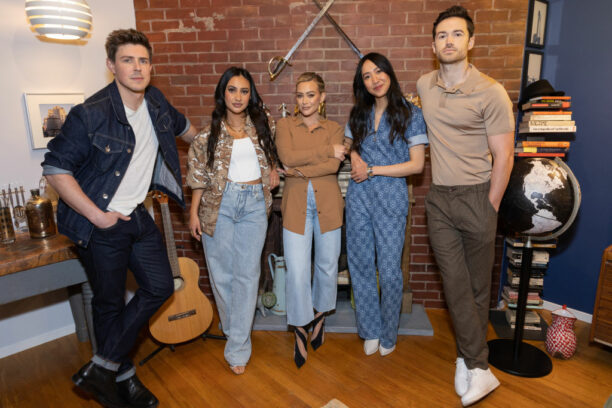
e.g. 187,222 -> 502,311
284,182 -> 341,327
77,203 -> 174,376
202,181 -> 268,367
425,181 -> 498,370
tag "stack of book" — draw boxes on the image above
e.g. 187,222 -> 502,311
516,95 -> 575,159
505,309 -> 542,331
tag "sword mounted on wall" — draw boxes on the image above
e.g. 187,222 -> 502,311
267,0 -> 336,81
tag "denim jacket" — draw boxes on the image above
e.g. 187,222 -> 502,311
42,81 -> 190,247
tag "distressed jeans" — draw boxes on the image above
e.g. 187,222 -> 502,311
202,181 -> 268,366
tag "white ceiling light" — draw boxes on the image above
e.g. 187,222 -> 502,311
25,0 -> 93,41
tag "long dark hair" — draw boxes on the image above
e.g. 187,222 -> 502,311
206,67 -> 278,169
348,53 -> 412,154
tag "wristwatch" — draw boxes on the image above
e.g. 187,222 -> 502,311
366,165 -> 374,179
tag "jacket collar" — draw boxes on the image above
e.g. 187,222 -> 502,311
107,80 -> 160,125
292,114 -> 328,131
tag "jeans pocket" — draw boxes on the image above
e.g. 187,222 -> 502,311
96,218 -> 125,232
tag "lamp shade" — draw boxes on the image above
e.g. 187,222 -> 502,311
25,0 -> 93,41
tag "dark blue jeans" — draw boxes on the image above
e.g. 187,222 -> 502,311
78,204 -> 173,373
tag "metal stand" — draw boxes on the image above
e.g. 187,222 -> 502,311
488,237 -> 552,377
139,331 -> 226,366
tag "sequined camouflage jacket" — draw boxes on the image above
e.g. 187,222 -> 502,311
187,114 -> 275,236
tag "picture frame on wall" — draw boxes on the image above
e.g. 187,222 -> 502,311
23,93 -> 84,150
522,50 -> 544,88
526,0 -> 548,48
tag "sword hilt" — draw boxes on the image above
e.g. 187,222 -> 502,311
267,56 -> 292,81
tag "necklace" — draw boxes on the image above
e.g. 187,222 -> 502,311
225,120 -> 246,133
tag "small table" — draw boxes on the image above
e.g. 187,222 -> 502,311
0,232 -> 96,352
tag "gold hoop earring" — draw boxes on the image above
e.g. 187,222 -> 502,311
294,105 -> 300,116
318,101 -> 326,118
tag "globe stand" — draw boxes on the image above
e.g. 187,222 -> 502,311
488,236 -> 552,377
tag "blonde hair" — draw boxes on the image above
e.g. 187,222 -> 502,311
296,72 -> 325,93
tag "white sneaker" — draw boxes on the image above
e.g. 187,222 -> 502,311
455,358 -> 470,397
364,339 -> 379,355
379,344 -> 396,356
460,368 -> 500,406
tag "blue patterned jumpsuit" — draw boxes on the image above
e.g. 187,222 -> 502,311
345,105 -> 428,349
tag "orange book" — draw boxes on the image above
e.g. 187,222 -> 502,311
516,152 -> 566,157
519,141 -> 571,148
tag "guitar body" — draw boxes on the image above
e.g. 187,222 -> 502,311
149,257 -> 213,344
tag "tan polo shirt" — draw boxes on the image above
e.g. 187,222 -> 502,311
417,65 -> 515,186
276,116 -> 344,235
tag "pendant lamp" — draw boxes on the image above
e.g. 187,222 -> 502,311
25,0 -> 93,41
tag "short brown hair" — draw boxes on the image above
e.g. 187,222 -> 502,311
432,5 -> 474,39
105,29 -> 152,62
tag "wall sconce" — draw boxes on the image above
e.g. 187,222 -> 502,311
25,0 -> 93,41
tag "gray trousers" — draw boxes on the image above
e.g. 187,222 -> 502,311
425,181 -> 498,370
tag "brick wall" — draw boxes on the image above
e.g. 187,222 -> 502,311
134,0 -> 528,308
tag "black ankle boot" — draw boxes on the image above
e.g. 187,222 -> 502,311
72,361 -> 130,408
117,374 -> 159,408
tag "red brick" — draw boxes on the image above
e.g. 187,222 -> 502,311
475,10 -> 510,21
149,0 -> 179,7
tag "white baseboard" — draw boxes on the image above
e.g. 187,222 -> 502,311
0,324 -> 75,359
542,301 -> 592,324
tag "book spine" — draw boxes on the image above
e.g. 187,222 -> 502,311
514,147 -> 569,153
519,141 -> 571,148
529,96 -> 572,101
522,102 -> 571,110
522,115 -> 572,121
516,152 -> 566,157
518,125 -> 576,133
521,120 -> 575,126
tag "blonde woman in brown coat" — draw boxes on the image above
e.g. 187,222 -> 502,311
276,72 -> 346,368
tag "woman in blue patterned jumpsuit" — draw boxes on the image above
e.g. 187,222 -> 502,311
345,52 -> 428,356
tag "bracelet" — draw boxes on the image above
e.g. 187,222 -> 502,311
366,165 -> 374,179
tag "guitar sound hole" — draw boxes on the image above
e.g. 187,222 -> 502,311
173,277 -> 184,291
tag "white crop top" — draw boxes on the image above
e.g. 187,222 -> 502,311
228,138 -> 262,182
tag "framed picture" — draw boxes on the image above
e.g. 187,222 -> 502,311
23,93 -> 84,149
526,0 -> 548,48
522,50 -> 544,88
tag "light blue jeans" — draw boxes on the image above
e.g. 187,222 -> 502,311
202,181 -> 268,366
283,182 -> 341,327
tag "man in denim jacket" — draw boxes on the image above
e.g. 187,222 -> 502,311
42,29 -> 197,408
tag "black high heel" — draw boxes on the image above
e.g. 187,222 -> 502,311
310,313 -> 325,351
294,326 -> 308,369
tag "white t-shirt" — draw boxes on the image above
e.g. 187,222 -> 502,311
107,99 -> 159,215
227,137 -> 261,182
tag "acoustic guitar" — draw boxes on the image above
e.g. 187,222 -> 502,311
148,191 -> 213,344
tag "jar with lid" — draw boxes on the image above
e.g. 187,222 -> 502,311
25,188 -> 56,238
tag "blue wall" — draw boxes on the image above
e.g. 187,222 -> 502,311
539,0 -> 612,313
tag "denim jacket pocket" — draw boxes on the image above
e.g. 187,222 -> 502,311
92,133 -> 125,172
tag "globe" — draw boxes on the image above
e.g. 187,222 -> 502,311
499,157 -> 581,239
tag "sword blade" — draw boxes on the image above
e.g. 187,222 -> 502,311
313,0 -> 363,59
283,0 -> 335,61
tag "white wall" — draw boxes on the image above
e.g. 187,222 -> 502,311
0,0 -> 136,358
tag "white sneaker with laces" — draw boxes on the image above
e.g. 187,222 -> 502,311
379,344 -> 396,356
455,357 -> 470,396
460,368 -> 500,406
364,339 -> 379,355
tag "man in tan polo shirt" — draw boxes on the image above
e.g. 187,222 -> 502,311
417,5 -> 515,407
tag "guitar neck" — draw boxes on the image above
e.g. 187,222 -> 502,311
159,202 -> 181,278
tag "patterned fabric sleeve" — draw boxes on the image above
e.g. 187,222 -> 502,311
187,129 -> 211,190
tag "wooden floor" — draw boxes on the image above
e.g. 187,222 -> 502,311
1,309 -> 610,407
